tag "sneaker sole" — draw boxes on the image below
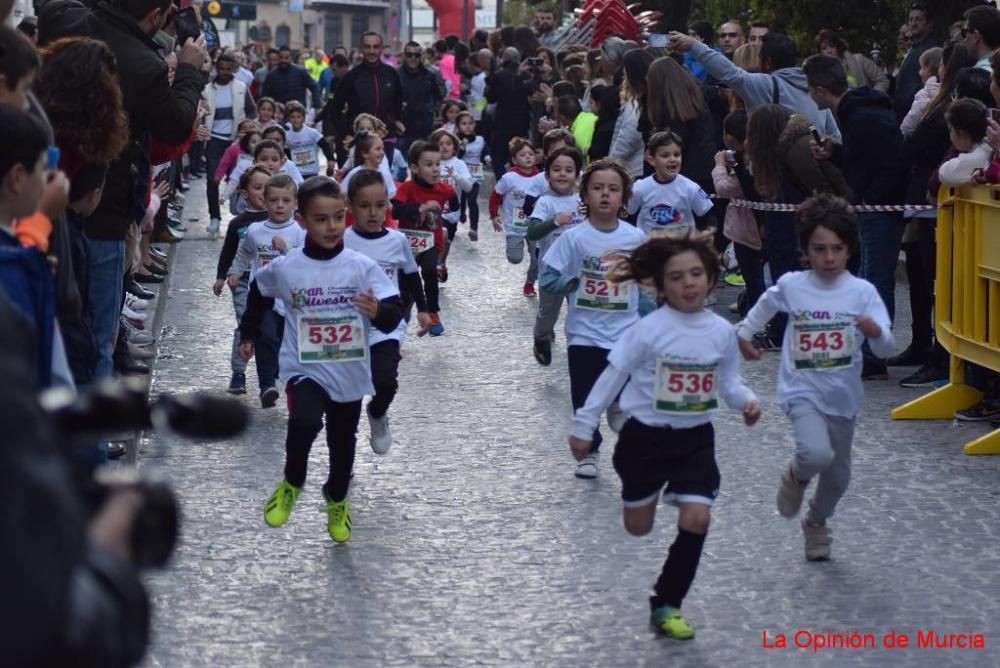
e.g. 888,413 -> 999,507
227,386 -> 247,395
575,469 -> 598,479
261,388 -> 279,408
899,381 -> 942,389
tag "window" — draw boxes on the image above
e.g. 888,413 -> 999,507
351,13 -> 367,50
276,24 -> 291,48
324,14 -> 343,52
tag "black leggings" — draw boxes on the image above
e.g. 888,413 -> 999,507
733,242 -> 765,315
368,340 -> 401,419
567,345 -> 610,453
461,182 -> 481,230
407,247 -> 439,313
283,377 -> 361,502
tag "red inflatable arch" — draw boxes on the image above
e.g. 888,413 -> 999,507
425,0 -> 476,39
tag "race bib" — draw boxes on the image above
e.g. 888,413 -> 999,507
297,312 -> 367,363
468,163 -> 484,180
575,269 -> 630,311
792,321 -> 854,370
257,250 -> 279,268
292,149 -> 314,167
402,229 -> 434,255
513,207 -> 528,229
654,359 -> 719,414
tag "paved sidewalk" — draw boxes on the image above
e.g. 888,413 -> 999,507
141,181 -> 1000,667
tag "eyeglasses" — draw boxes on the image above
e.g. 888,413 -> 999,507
720,32 -> 740,39
404,52 -> 422,58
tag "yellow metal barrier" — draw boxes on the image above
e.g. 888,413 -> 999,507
892,185 -> 1000,455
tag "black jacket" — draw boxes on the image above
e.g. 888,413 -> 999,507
37,0 -> 203,240
332,61 -> 403,138
485,63 -> 530,143
398,64 -> 446,140
261,64 -> 320,107
638,102 -> 716,193
894,36 -> 937,122
901,106 -> 950,205
835,87 -> 907,205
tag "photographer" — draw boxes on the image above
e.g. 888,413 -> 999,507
37,0 -> 205,384
485,47 -> 531,178
0,284 -> 149,667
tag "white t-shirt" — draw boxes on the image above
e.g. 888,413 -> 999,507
440,157 -> 472,224
572,306 -> 756,436
541,220 -> 646,349
255,247 -> 399,402
461,136 -> 488,181
285,126 -> 324,177
210,83 -> 234,140
469,72 -> 487,120
628,173 -> 713,235
494,170 -> 547,238
341,163 -> 397,199
231,219 -> 306,316
343,227 -> 419,345
530,190 -> 582,260
737,270 -> 895,418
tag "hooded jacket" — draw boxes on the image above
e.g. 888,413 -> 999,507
37,0 -> 203,240
398,63 -> 446,140
776,114 -> 851,203
834,87 -> 906,205
689,40 -> 841,142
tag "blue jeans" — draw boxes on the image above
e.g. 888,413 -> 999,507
85,238 -> 125,379
256,308 -> 284,392
858,212 -> 904,362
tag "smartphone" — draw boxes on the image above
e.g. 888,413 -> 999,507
647,33 -> 668,49
990,108 -> 1000,124
808,125 -> 823,144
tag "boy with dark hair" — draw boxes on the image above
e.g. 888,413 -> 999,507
555,95 -> 597,156
0,24 -> 41,111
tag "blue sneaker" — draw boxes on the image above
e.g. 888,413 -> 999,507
429,313 -> 445,336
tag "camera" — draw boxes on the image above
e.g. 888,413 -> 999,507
724,150 -> 737,163
170,3 -> 202,45
88,470 -> 180,569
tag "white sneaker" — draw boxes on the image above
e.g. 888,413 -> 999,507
575,452 -> 599,479
125,294 -> 150,311
607,401 -> 627,433
121,304 -> 147,321
367,406 -> 392,455
208,218 -> 221,236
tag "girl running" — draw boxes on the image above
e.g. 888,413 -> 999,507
541,159 -> 646,479
260,126 -> 305,184
343,169 -> 431,454
737,194 -> 893,561
430,127 -> 473,282
456,110 -> 489,241
526,146 -> 584,366
341,132 -> 398,200
490,137 -> 546,296
240,176 -> 404,543
256,97 -> 278,127
224,130 -> 263,213
439,98 -> 466,134
570,231 -> 760,639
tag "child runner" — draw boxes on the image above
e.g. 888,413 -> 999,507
256,96 -> 278,128
439,98 -> 465,134
737,194 -> 893,561
224,130 -> 262,213
628,131 -> 714,236
490,137 -> 546,296
227,173 -> 306,407
430,127 -> 473,282
240,176 -> 403,543
214,165 -> 270,394
214,119 -> 260,187
284,101 -> 326,179
392,140 -> 458,336
570,231 -> 760,639
456,110 -> 489,241
341,132 -> 397,200
541,159 -> 646,479
339,114 -> 389,175
261,125 -> 305,184
526,147 -> 584,366
344,169 -> 431,453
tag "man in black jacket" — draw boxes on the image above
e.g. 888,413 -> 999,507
805,54 -> 907,379
397,42 -> 446,160
261,44 -> 320,107
332,31 -> 404,145
485,47 -> 530,179
37,0 -> 205,382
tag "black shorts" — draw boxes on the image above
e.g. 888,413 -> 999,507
612,419 -> 720,507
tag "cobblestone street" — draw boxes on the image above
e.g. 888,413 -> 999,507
141,181 -> 1000,667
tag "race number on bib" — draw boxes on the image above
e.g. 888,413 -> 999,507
257,250 -> 279,268
575,269 -> 630,311
402,229 -> 434,255
292,150 -> 314,167
792,321 -> 854,370
297,313 -> 367,363
513,207 -> 528,229
469,163 -> 484,179
654,359 -> 719,414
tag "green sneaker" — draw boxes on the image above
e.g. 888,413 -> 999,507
324,493 -> 352,543
724,271 -> 745,287
650,606 -> 695,640
264,479 -> 301,527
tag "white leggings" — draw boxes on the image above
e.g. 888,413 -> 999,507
787,399 -> 856,523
